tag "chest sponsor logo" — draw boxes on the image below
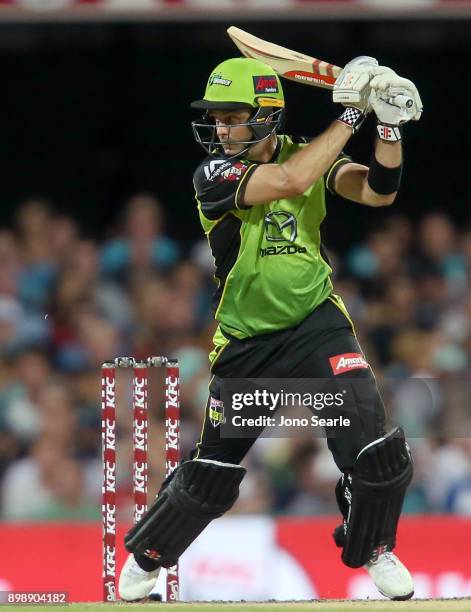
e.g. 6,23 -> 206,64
260,244 -> 307,257
264,211 -> 297,243
253,75 -> 279,94
329,353 -> 369,375
261,211 -> 305,257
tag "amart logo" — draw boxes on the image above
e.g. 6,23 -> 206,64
329,353 -> 369,375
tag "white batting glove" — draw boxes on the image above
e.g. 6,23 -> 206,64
369,70 -> 423,141
333,56 -> 379,112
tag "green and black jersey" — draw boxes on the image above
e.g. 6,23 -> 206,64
193,134 -> 351,359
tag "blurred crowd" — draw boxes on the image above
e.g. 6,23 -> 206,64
0,194 -> 471,522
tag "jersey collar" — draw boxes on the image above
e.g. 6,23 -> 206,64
268,136 -> 282,163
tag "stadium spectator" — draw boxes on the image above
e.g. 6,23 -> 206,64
100,194 -> 180,284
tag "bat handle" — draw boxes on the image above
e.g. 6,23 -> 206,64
388,94 -> 414,110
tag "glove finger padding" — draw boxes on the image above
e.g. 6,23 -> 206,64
370,73 -> 414,92
333,56 -> 378,112
370,65 -> 397,78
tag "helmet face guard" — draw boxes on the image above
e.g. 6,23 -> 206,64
192,105 -> 285,158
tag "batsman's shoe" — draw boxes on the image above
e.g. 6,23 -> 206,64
118,553 -> 160,601
365,547 -> 414,601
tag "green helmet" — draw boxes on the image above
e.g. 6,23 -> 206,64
191,58 -> 286,158
191,57 -> 285,110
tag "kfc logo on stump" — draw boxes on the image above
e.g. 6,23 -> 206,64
253,75 -> 279,94
329,353 -> 369,375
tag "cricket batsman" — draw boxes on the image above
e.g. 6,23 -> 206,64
119,55 -> 422,601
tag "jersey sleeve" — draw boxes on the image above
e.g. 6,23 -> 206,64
193,158 -> 258,221
291,138 -> 353,195
325,153 -> 353,195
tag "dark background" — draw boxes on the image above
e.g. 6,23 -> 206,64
0,19 -> 467,250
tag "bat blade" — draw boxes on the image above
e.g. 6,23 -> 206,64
227,26 -> 341,90
227,27 -> 416,115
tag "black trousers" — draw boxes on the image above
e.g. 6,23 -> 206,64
192,295 -> 387,473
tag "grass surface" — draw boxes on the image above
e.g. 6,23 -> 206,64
4,599 -> 471,612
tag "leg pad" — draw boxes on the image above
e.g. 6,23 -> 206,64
124,459 -> 246,567
337,427 -> 413,568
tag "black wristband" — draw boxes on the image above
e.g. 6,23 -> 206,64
367,154 -> 403,195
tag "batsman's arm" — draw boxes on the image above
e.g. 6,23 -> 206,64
242,120 -> 352,206
332,139 -> 402,207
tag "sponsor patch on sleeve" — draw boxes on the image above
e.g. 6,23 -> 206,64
203,160 -> 251,183
253,75 -> 279,94
329,353 -> 369,375
219,161 -> 251,182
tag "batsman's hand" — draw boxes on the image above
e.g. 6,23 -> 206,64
369,69 -> 423,125
333,56 -> 379,112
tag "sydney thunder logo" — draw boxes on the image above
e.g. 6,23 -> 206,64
209,74 -> 232,87
209,397 -> 226,428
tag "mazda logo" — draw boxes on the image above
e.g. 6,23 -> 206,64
264,211 -> 297,243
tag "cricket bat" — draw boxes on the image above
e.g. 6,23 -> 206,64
228,26 -> 340,90
227,26 -> 413,109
